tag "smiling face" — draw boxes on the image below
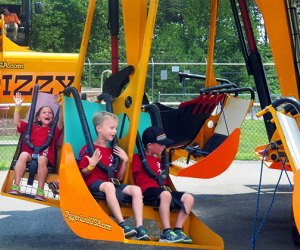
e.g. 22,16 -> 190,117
97,116 -> 118,143
36,106 -> 54,127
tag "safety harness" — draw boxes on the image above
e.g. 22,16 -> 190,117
25,84 -> 60,185
63,87 -> 120,184
136,132 -> 187,213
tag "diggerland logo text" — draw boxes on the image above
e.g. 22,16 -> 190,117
0,62 -> 24,69
64,210 -> 112,231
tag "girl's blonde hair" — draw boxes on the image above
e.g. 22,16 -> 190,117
92,111 -> 118,133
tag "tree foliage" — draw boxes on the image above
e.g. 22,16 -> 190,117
27,0 -> 277,96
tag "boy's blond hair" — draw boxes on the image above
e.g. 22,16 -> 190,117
92,111 -> 118,133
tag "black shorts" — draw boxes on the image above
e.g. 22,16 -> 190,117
88,180 -> 127,196
143,187 -> 184,209
88,180 -> 132,204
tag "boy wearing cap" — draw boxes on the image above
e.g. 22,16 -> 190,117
132,126 -> 194,244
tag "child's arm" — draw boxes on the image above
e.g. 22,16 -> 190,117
80,148 -> 102,177
13,92 -> 24,128
113,146 -> 128,180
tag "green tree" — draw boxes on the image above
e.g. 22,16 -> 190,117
31,0 -> 85,52
27,0 -> 278,95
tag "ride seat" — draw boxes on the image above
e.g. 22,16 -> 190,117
9,135 -> 58,174
156,93 -> 226,147
64,97 -> 179,210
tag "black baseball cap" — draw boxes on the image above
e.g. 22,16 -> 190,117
142,126 -> 174,146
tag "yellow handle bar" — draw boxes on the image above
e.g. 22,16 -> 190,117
256,107 -> 269,118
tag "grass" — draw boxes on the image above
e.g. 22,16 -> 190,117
0,145 -> 16,170
236,119 -> 269,160
0,134 -> 18,170
1,135 -> 19,140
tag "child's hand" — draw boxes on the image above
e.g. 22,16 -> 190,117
113,146 -> 128,163
13,92 -> 24,107
85,148 -> 102,167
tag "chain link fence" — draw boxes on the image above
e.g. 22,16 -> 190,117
0,114 -> 19,170
0,62 -> 279,169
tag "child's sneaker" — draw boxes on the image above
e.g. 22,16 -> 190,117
122,224 -> 137,238
35,188 -> 45,202
48,181 -> 59,197
135,226 -> 151,241
174,228 -> 193,244
9,184 -> 20,195
159,229 -> 182,243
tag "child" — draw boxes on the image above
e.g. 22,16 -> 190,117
132,126 -> 195,244
78,111 -> 150,240
9,92 -> 64,201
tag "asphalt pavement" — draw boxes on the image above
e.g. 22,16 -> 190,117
0,161 -> 299,250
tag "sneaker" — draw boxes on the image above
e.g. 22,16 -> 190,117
49,181 -> 59,197
122,225 -> 137,238
35,188 -> 45,202
9,184 -> 20,195
159,229 -> 182,243
174,229 -> 193,244
135,226 -> 151,241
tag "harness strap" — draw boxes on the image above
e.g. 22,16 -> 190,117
77,148 -> 118,184
157,175 -> 165,187
27,148 -> 40,185
107,167 -> 118,184
172,193 -> 187,214
160,185 -> 187,214
24,85 -> 60,186
135,131 -> 187,212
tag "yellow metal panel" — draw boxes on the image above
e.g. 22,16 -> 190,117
115,0 -> 158,184
1,38 -> 79,104
294,170 -> 300,235
122,0 -> 147,67
264,105 -> 298,173
3,36 -> 30,52
59,143 -> 124,241
205,0 -> 219,88
74,0 -> 96,88
255,0 -> 299,99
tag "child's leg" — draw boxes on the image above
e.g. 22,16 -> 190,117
14,152 -> 31,186
175,193 -> 194,228
122,185 -> 144,227
13,23 -> 18,40
159,191 -> 172,229
37,156 -> 49,190
100,182 -> 124,224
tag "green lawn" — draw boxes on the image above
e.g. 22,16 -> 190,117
0,135 -> 18,170
0,145 -> 16,170
236,119 -> 269,160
